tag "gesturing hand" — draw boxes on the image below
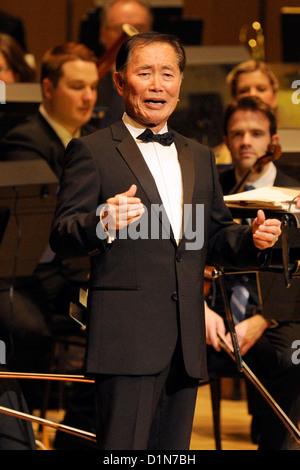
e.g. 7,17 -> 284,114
252,209 -> 281,250
101,184 -> 145,233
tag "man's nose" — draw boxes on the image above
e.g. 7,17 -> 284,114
83,87 -> 96,101
150,74 -> 162,91
241,133 -> 251,145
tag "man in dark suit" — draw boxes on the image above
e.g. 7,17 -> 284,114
0,43 -> 99,417
205,96 -> 300,449
0,42 -> 98,179
50,32 -> 281,450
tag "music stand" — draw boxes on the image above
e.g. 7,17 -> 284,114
212,206 -> 300,372
0,160 -> 58,278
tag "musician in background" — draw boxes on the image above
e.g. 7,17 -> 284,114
0,42 -> 98,177
0,33 -> 36,83
0,42 -> 98,416
0,9 -> 27,51
93,0 -> 153,127
206,96 -> 300,450
214,60 -> 279,166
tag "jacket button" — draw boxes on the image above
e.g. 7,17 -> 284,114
176,254 -> 183,262
171,291 -> 178,301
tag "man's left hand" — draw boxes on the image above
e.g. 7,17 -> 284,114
252,209 -> 281,250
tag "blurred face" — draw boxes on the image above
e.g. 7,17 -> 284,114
100,1 -> 152,50
43,59 -> 98,134
0,51 -> 16,83
224,109 -> 279,178
114,42 -> 183,132
235,70 -> 277,109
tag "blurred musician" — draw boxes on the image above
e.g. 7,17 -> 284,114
214,60 -> 279,166
0,42 -> 98,420
0,33 -> 36,83
93,0 -> 153,127
206,96 -> 300,450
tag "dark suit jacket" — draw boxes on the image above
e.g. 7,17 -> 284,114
219,166 -> 299,195
0,111 -> 96,179
50,120 -> 269,379
219,166 -> 300,322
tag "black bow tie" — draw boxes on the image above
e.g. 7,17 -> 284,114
137,128 -> 175,146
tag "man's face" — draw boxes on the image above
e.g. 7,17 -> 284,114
100,1 -> 152,50
43,59 -> 98,133
225,109 -> 279,175
235,70 -> 277,109
114,42 -> 183,132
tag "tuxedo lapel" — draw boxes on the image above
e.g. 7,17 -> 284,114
175,135 -> 195,244
111,122 -> 195,246
113,122 -> 175,242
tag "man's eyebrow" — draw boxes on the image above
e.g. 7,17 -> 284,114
136,64 -> 177,71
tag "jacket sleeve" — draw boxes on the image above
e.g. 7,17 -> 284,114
49,137 -> 108,258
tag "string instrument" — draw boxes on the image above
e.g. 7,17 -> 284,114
97,23 -> 139,80
228,142 -> 282,195
204,143 -> 282,298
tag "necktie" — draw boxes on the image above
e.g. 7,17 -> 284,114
244,184 -> 255,191
230,281 -> 250,324
137,128 -> 175,146
231,183 -> 254,321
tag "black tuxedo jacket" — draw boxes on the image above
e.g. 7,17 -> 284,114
50,120 -> 268,379
0,111 -> 96,178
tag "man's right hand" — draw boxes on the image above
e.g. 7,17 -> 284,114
205,302 -> 226,351
101,184 -> 145,232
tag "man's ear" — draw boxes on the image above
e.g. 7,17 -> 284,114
223,135 -> 229,150
271,133 -> 280,146
41,78 -> 54,99
113,71 -> 124,96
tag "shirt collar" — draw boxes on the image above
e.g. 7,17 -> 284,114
235,161 -> 277,190
122,112 -> 168,141
39,104 -> 81,148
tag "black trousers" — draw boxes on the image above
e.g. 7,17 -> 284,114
94,342 -> 199,450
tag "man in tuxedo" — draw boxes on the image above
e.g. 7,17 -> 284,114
205,96 -> 300,449
50,32 -> 281,450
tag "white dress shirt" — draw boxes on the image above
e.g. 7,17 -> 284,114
123,113 -> 183,244
236,161 -> 277,190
